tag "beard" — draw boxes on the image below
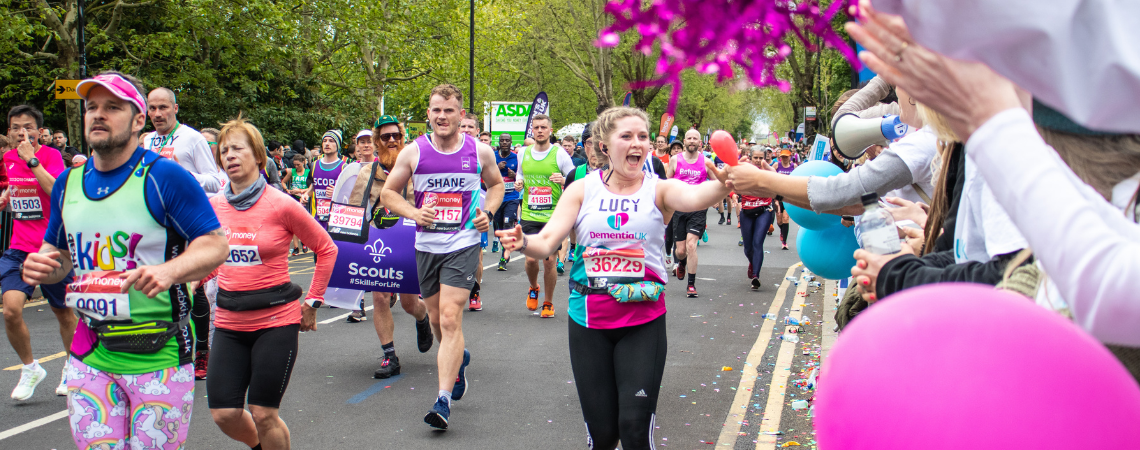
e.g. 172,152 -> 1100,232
88,126 -> 133,158
685,144 -> 699,153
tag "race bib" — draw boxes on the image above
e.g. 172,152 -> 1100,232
158,147 -> 177,161
10,185 -> 43,220
316,198 -> 332,222
528,186 -> 554,210
225,227 -> 263,266
742,198 -> 770,209
328,203 -> 366,238
583,247 -> 646,289
66,271 -> 131,321
426,192 -> 464,232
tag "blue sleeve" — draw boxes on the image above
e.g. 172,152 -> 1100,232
144,155 -> 221,241
43,168 -> 72,249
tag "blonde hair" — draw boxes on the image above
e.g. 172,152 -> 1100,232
215,114 -> 267,171
915,104 -> 960,255
592,107 -> 650,151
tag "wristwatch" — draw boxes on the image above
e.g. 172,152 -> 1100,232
485,210 -> 494,223
304,298 -> 323,308
26,157 -> 39,169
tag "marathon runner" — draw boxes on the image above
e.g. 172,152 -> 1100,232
283,154 -> 311,255
206,117 -> 336,450
1,104 -> 75,400
22,72 -> 228,449
773,148 -> 796,250
362,116 -> 434,379
343,130 -> 378,323
380,84 -> 504,430
496,107 -> 729,450
299,130 -> 345,239
666,129 -> 723,297
653,135 -> 670,165
739,151 -> 776,289
515,114 -> 575,317
493,133 -> 520,271
459,114 -> 486,311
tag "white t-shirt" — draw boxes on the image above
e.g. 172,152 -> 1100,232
953,156 -> 1028,263
143,123 -> 228,194
884,126 -> 937,206
515,144 -> 576,180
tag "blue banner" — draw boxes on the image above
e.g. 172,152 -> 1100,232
524,91 -> 550,140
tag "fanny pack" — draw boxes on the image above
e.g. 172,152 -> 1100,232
92,315 -> 189,354
569,280 -> 665,303
217,282 -> 303,312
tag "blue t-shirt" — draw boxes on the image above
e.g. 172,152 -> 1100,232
495,150 -> 520,202
44,147 -> 221,249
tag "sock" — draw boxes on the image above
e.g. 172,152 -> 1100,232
438,390 -> 453,406
727,211 -> 732,220
24,360 -> 39,370
719,211 -> 725,219
417,315 -> 429,325
779,223 -> 790,242
688,273 -> 696,286
382,342 -> 396,356
251,444 -> 262,450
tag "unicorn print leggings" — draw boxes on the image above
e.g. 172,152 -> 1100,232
65,357 -> 195,450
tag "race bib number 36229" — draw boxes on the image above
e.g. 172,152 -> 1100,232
66,271 -> 131,321
583,247 -> 645,288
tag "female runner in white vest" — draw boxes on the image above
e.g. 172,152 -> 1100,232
497,107 -> 730,450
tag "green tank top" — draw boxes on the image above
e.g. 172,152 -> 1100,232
520,145 -> 563,222
62,157 -> 193,374
291,167 -> 310,190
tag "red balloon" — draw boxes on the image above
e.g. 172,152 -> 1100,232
709,130 -> 738,166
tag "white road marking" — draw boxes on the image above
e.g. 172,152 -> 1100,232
754,271 -> 810,449
716,263 -> 799,446
319,305 -> 376,325
4,352 -> 66,371
0,410 -> 66,441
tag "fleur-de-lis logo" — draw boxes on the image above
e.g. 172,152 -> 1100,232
364,238 -> 393,263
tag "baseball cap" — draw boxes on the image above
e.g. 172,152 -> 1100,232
373,115 -> 400,129
355,129 -> 373,140
76,74 -> 147,113
779,149 -> 793,157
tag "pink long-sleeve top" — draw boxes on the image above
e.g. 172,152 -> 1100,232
210,186 -> 337,332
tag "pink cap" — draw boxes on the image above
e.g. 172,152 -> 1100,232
76,74 -> 147,113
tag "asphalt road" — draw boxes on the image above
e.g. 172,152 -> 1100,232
0,208 -> 838,449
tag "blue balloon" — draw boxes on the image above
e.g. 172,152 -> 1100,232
796,225 -> 860,280
785,161 -> 844,230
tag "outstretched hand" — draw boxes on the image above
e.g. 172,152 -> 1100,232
494,225 -> 526,252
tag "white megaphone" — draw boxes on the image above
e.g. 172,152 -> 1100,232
830,113 -> 909,159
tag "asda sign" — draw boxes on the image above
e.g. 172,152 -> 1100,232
486,101 -> 531,146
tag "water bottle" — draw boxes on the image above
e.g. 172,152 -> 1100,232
761,313 -> 777,320
858,192 -> 901,255
779,333 -> 800,343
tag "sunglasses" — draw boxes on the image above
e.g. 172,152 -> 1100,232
377,133 -> 402,142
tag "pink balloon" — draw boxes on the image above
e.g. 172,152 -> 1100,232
817,283 -> 1140,450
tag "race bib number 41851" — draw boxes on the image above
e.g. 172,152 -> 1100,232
66,271 -> 131,321
528,186 -> 553,210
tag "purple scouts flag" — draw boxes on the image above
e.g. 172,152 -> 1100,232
327,219 -> 421,294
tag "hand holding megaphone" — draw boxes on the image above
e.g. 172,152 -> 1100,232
831,114 -> 908,159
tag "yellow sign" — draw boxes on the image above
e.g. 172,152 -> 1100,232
405,122 -> 428,141
54,80 -> 81,100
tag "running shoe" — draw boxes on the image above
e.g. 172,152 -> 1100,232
751,278 -> 762,290
11,363 -> 46,401
194,350 -> 209,380
767,224 -> 774,235
469,293 -> 482,311
738,237 -> 744,246
374,354 -> 401,379
701,230 -> 709,243
527,287 -> 540,311
452,349 -> 471,400
686,285 -> 698,298
491,241 -> 500,253
675,261 -> 686,281
424,396 -> 451,430
540,302 -> 555,318
290,248 -> 300,256
557,259 -> 565,275
347,310 -> 367,323
566,251 -> 574,263
416,314 -> 433,353
497,257 -> 508,271
55,366 -> 68,396
718,215 -> 725,225
726,216 -> 732,225
781,244 -> 789,250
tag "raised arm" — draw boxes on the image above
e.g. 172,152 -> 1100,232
658,177 -> 730,216
497,180 -> 583,260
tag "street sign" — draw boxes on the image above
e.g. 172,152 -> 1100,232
487,101 -> 531,146
54,80 -> 81,100
805,106 -> 817,122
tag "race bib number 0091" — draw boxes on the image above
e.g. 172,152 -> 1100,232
66,271 -> 131,321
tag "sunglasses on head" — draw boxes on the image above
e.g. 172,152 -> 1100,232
377,132 -> 402,142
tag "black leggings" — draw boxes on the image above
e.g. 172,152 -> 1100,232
568,315 -> 667,450
191,284 -> 210,351
740,209 -> 775,278
207,324 -> 299,409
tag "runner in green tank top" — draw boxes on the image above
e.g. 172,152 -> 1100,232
513,114 -> 576,318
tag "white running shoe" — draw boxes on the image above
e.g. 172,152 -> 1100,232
11,363 -> 47,401
55,365 -> 68,396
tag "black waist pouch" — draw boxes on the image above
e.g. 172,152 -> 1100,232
217,282 -> 303,312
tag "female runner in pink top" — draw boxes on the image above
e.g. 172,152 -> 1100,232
206,117 -> 336,450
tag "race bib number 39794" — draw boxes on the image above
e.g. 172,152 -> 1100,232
66,271 -> 131,321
